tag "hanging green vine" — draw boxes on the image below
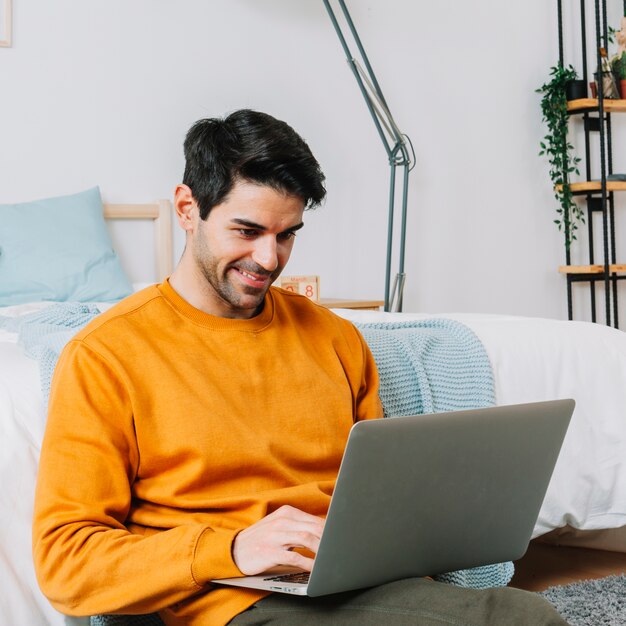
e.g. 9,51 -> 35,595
537,64 -> 583,250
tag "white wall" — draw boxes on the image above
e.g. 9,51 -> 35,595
1,0 -> 624,323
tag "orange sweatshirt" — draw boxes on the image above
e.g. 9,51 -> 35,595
33,281 -> 382,626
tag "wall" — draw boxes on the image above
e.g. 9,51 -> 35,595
1,0 -> 624,323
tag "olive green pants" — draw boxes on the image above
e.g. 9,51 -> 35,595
228,578 -> 568,626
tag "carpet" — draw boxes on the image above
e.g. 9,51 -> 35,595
539,574 -> 626,625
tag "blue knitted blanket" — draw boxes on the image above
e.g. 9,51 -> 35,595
355,319 -> 514,588
0,303 -> 100,404
1,305 -> 513,590
355,319 -> 495,417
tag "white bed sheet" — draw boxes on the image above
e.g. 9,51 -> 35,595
0,303 -> 88,626
1,303 -> 626,625
335,309 -> 626,537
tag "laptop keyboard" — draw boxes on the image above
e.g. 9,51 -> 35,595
263,571 -> 310,584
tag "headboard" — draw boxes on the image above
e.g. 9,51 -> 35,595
103,200 -> 173,281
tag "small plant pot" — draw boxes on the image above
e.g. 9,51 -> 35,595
565,79 -> 587,100
620,79 -> 626,100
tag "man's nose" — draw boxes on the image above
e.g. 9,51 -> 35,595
251,236 -> 279,272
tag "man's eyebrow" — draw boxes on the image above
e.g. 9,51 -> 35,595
231,218 -> 304,233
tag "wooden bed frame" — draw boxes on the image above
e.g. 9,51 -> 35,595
103,200 -> 174,280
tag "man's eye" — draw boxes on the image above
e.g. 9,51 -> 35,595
239,229 -> 258,238
278,231 -> 296,241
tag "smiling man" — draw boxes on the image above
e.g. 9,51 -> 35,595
33,110 -> 568,626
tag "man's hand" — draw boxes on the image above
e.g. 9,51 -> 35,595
232,505 -> 325,575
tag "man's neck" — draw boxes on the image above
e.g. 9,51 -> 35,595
168,259 -> 263,320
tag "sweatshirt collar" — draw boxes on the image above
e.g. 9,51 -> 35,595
158,279 -> 275,332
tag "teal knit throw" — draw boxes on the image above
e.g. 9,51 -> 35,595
0,303 -> 100,404
356,319 -> 514,588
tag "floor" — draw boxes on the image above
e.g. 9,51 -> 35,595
510,540 -> 626,592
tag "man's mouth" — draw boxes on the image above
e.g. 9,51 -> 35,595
233,267 -> 272,289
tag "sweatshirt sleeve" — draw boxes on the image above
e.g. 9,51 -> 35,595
32,340 -> 243,617
348,324 -> 384,423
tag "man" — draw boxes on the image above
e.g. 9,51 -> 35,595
33,110 -> 567,625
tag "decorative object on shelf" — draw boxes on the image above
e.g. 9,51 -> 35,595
278,275 -> 320,301
606,16 -> 626,97
322,0 -> 414,313
537,64 -> 583,250
599,47 -> 620,98
596,70 -> 620,98
0,0 -> 11,48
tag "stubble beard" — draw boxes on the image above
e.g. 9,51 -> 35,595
193,243 -> 276,315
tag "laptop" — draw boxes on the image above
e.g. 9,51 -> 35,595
213,399 -> 574,596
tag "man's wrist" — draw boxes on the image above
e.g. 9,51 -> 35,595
191,526 -> 244,585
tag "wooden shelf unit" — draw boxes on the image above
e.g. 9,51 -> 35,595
555,2 -> 626,327
567,98 -> 626,113
556,183 -> 626,282
559,264 -> 626,274
559,180 -> 626,194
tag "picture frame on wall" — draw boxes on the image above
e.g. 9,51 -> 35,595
0,0 -> 12,48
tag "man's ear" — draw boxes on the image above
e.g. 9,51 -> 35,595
174,184 -> 198,233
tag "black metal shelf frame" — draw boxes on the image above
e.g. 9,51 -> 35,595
558,0 -> 626,327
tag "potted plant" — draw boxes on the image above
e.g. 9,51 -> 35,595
606,17 -> 626,98
611,50 -> 626,98
537,64 -> 584,250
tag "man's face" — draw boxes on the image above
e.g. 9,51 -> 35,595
190,180 -> 305,319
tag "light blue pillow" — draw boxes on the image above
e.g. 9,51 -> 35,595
0,187 -> 133,305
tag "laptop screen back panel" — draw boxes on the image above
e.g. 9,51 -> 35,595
307,400 -> 573,596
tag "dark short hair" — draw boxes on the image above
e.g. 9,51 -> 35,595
183,109 -> 326,220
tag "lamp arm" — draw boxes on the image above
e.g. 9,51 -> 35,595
322,0 -> 413,312
323,0 -> 411,165
323,0 -> 394,158
353,60 -> 410,164
334,0 -> 390,112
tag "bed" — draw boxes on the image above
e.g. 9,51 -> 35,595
0,188 -> 173,625
334,309 -> 626,550
1,188 -> 625,626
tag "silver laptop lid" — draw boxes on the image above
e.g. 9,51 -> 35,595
306,399 -> 574,596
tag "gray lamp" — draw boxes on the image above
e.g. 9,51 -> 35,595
322,0 -> 414,312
